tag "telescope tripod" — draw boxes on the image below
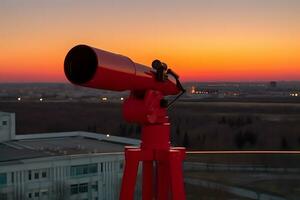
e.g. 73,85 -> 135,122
120,90 -> 186,200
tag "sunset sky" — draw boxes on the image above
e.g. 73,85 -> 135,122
0,0 -> 299,82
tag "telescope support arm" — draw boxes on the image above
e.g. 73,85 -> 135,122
123,90 -> 169,125
120,89 -> 186,200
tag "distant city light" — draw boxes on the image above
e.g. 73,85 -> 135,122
120,97 -> 124,101
106,134 -> 110,137
290,93 -> 299,97
39,98 -> 43,102
17,97 -> 21,101
191,86 -> 196,94
102,97 -> 108,101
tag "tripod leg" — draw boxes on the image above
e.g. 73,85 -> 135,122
169,150 -> 186,200
142,161 -> 154,200
157,160 -> 170,200
120,148 -> 141,200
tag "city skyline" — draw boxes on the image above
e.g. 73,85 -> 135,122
1,0 -> 300,82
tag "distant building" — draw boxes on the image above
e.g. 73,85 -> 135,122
0,112 -> 15,142
0,119 -> 141,200
189,86 -> 219,98
269,81 -> 277,88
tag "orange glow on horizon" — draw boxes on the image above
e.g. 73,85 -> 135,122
1,1 -> 299,82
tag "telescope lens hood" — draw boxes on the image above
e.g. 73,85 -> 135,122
64,45 -> 98,84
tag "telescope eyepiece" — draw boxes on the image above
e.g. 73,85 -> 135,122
152,59 -> 168,71
64,45 -> 98,84
152,59 -> 162,70
152,59 -> 168,82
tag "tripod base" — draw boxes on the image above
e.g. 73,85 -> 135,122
119,146 -> 186,200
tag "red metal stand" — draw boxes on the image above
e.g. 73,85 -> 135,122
120,90 -> 186,200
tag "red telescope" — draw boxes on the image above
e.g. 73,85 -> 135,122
64,44 -> 186,200
64,44 -> 181,95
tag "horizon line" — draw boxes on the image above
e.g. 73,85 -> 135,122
0,80 -> 300,84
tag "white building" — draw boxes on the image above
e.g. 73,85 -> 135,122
0,112 -> 15,142
0,115 -> 141,200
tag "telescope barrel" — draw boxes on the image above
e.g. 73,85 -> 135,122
64,45 -> 180,95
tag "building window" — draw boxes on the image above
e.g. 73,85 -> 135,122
34,172 -> 39,179
0,193 -> 7,200
70,184 -> 78,195
28,193 -> 32,198
11,172 -> 14,183
100,163 -> 103,172
42,171 -> 47,178
120,162 -> 124,170
0,173 -> 7,185
2,121 -> 7,126
70,183 -> 89,194
70,163 -> 98,177
89,164 -> 98,173
83,166 -> 88,174
92,181 -> 98,191
34,192 -> 39,197
28,170 -> 32,180
41,191 -> 48,196
79,183 -> 88,193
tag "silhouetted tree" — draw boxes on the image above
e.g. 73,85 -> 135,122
92,124 -> 97,132
228,118 -> 234,128
234,131 -> 245,149
246,116 -> 253,124
244,130 -> 257,146
219,116 -> 226,124
183,132 -> 190,148
135,125 -> 141,135
185,118 -> 190,125
119,124 -> 126,137
128,125 -> 134,136
197,134 -> 206,146
176,125 -> 181,136
281,137 -> 288,149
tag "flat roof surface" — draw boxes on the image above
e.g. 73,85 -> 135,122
0,136 -> 125,163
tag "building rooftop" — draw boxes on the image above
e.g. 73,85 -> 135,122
0,131 -> 140,164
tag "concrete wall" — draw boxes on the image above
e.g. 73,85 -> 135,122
0,112 -> 15,142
